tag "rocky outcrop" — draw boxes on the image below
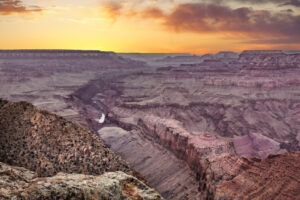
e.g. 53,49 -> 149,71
0,162 -> 163,200
0,99 -> 131,177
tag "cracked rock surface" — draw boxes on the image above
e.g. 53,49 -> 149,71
0,162 -> 163,200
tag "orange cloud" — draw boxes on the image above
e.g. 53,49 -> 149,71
101,2 -> 300,44
0,0 -> 44,15
101,1 -> 122,20
141,7 -> 165,19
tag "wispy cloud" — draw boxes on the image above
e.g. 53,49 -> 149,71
205,0 -> 300,7
279,0 -> 300,7
0,0 -> 45,15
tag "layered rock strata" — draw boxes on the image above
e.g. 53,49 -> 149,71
106,116 -> 300,199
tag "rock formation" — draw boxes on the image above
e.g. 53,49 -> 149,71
0,99 -> 131,177
0,162 -> 163,200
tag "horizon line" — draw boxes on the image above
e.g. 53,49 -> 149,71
1,48 -> 299,54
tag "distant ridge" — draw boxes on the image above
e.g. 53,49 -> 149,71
0,49 -> 116,58
0,49 -> 114,53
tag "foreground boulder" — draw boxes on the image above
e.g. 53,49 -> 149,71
0,162 -> 163,200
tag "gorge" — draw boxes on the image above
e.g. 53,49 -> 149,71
0,50 -> 300,199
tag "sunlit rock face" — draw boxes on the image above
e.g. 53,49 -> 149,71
1,50 -> 300,199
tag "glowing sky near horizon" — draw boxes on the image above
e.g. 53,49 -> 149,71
0,0 -> 300,54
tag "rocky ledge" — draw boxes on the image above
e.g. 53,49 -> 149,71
0,162 -> 163,200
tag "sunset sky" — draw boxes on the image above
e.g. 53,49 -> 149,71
0,0 -> 300,54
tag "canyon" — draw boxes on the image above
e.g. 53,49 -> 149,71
0,50 -> 300,199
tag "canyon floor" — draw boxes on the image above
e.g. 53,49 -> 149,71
0,50 -> 300,199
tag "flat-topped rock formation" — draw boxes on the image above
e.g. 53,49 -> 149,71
215,51 -> 239,59
0,162 -> 163,200
152,51 -> 238,67
241,50 -> 284,55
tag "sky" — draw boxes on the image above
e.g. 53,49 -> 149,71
0,0 -> 300,54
